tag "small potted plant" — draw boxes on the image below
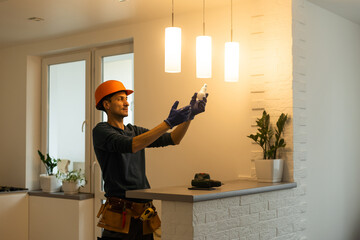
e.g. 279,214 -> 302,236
247,110 -> 288,182
38,150 -> 61,192
56,169 -> 86,194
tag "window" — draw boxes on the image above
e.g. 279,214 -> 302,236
41,43 -> 134,197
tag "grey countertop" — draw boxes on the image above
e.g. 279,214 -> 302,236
126,180 -> 297,202
28,190 -> 94,200
0,190 -> 28,195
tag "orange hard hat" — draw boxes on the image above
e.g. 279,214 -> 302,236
95,80 -> 134,110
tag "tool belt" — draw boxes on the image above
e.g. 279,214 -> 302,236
96,197 -> 161,235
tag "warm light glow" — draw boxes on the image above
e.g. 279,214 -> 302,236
224,42 -> 239,82
165,27 -> 181,73
196,36 -> 212,78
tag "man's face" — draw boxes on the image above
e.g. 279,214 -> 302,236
104,92 -> 129,118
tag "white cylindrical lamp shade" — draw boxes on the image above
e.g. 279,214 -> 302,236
196,36 -> 212,78
224,41 -> 239,82
165,27 -> 182,73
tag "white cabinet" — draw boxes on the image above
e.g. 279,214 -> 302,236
0,192 -> 29,240
29,195 -> 94,240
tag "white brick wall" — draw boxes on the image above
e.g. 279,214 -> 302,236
162,188 -> 304,240
249,0 -> 294,181
291,0 -> 307,239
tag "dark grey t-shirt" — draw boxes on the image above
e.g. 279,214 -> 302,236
92,122 -> 174,200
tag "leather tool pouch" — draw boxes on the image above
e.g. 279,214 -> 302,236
143,213 -> 161,235
97,201 -> 131,234
131,202 -> 161,235
97,198 -> 161,235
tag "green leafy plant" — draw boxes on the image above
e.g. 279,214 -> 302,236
56,169 -> 86,186
247,110 -> 288,159
37,150 -> 59,175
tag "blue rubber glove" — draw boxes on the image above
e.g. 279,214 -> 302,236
164,101 -> 191,128
189,93 -> 208,120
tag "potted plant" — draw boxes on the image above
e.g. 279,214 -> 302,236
247,110 -> 288,182
56,169 -> 86,194
38,150 -> 61,192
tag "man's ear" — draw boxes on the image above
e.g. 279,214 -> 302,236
103,100 -> 110,110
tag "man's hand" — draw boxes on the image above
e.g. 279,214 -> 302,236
164,101 -> 191,129
189,93 -> 208,120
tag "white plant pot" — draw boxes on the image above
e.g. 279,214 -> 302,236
40,174 -> 61,193
62,181 -> 80,194
255,159 -> 284,183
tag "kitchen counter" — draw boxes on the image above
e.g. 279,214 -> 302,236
0,186 -> 28,194
126,180 -> 297,202
28,190 -> 94,200
127,180 -> 297,240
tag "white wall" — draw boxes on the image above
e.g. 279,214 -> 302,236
0,49 -> 27,187
26,56 -> 42,190
305,2 -> 360,240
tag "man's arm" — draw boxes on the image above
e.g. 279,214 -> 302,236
170,120 -> 191,145
132,119 -> 191,153
132,122 -> 171,153
169,93 -> 208,145
132,101 -> 191,153
132,93 -> 208,152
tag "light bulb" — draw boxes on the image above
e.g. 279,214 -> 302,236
224,42 -> 239,82
196,36 -> 212,78
165,27 -> 182,73
197,84 -> 207,101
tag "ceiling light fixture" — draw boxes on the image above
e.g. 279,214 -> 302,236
196,0 -> 212,79
165,0 -> 181,73
224,0 -> 239,82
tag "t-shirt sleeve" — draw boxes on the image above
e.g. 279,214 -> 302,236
133,126 -> 175,148
93,124 -> 133,153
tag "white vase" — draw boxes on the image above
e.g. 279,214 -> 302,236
39,174 -> 62,193
62,181 -> 80,194
255,159 -> 284,183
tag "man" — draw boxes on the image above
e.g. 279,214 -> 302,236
93,80 -> 208,240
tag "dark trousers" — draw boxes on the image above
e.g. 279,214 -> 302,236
98,218 -> 154,240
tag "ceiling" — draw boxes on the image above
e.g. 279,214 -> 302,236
0,0 -> 359,49
0,0 -> 229,49
307,0 -> 360,25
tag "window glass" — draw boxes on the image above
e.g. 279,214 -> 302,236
102,53 -> 134,125
48,60 -> 86,172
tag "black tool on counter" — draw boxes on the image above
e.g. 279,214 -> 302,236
188,173 -> 222,190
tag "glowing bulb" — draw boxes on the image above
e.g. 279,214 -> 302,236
165,27 -> 182,73
196,36 -> 212,78
197,84 -> 207,101
224,41 -> 239,82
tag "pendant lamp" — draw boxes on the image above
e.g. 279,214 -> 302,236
165,0 -> 181,73
196,0 -> 212,78
224,0 -> 239,82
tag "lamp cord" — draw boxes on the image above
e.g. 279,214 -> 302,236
172,0 -> 174,27
203,0 -> 205,35
231,0 -> 233,42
